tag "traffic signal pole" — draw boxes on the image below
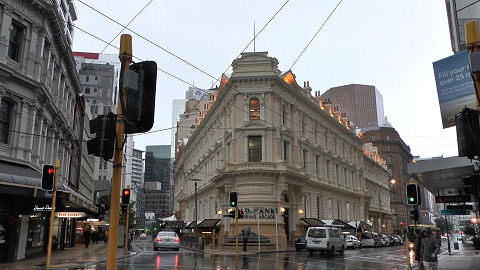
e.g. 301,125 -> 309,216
124,203 -> 130,255
106,34 -> 132,270
235,207 -> 239,253
46,159 -> 60,268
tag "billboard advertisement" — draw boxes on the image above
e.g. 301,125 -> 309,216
433,51 -> 476,128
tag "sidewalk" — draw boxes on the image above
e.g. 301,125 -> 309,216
438,240 -> 480,270
0,242 -> 136,270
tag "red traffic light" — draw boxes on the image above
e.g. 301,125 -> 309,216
400,222 -> 404,226
48,168 -> 55,174
123,189 -> 130,196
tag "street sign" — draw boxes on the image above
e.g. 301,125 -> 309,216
441,209 -> 470,215
435,195 -> 474,203
433,51 -> 476,128
446,204 -> 473,210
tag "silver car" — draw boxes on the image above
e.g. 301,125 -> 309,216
154,231 -> 180,251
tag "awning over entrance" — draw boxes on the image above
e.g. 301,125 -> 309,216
322,219 -> 355,230
197,219 -> 220,230
300,218 -> 325,227
0,161 -> 97,213
408,156 -> 477,194
348,221 -> 373,230
185,221 -> 196,229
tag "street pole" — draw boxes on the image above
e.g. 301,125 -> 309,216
446,216 -> 451,255
106,34 -> 131,270
257,212 -> 261,252
195,182 -> 198,239
124,203 -> 130,255
235,207 -> 238,253
46,159 -> 60,268
379,193 -> 382,234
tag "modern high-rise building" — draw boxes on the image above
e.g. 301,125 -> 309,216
132,148 -> 145,225
321,84 -> 384,128
144,145 -> 172,215
445,0 -> 480,53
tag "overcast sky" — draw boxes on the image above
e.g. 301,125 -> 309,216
72,0 -> 458,158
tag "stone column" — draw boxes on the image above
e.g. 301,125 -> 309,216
15,101 -> 31,160
40,120 -> 48,163
24,102 -> 37,162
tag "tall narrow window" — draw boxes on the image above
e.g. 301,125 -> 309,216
249,98 -> 260,120
326,160 -> 331,181
317,197 -> 322,219
346,203 -> 351,221
0,99 -> 13,144
327,199 -> 333,219
335,164 -> 340,185
283,141 -> 290,161
282,104 -> 288,126
337,200 -> 341,219
315,155 -> 321,178
8,21 -> 24,61
248,136 -> 262,162
344,168 -> 348,187
303,150 -> 308,169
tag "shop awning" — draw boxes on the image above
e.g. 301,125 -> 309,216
300,218 -> 325,227
197,219 -> 220,229
322,219 -> 355,229
348,221 -> 373,230
0,161 -> 97,213
185,221 -> 197,229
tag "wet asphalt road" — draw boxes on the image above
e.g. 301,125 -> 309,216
84,239 -> 414,270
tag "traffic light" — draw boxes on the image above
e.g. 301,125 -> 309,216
400,221 -> 404,226
122,188 -> 130,205
87,113 -> 116,160
410,209 -> 419,221
124,61 -> 157,134
238,210 -> 244,219
121,204 -> 128,214
229,192 -> 238,207
462,174 -> 480,195
41,164 -> 55,191
455,108 -> 480,159
406,183 -> 419,205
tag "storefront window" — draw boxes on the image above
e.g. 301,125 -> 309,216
27,215 -> 46,249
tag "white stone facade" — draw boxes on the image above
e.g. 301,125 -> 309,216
174,52 -> 390,246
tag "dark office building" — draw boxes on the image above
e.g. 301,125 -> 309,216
321,84 -> 384,128
144,145 -> 172,190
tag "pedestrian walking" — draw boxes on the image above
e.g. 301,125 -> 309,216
83,228 -> 91,248
414,230 -> 423,270
242,226 -> 250,251
421,229 -> 440,270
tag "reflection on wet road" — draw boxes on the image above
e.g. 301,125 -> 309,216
81,239 -> 414,270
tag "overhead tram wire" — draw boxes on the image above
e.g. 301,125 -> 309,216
76,0 -> 291,137
70,11 -> 356,151
290,0 -> 343,70
88,0 -> 156,64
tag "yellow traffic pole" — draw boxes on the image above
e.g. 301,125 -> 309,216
106,34 -> 132,270
212,228 -> 215,252
235,207 -> 238,253
124,203 -> 130,255
46,159 -> 60,268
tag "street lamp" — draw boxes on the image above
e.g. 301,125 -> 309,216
189,178 -> 201,239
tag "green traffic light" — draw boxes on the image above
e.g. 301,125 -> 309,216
231,202 -> 234,206
409,197 -> 414,202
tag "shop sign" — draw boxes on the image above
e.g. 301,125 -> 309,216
55,212 -> 86,218
87,218 -> 99,222
241,207 -> 278,219
34,205 -> 52,212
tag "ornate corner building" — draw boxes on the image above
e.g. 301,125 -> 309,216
174,52 -> 392,247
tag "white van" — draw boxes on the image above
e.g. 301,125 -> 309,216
306,226 -> 346,255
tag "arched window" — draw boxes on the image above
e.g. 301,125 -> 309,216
0,99 -> 14,144
249,98 -> 260,120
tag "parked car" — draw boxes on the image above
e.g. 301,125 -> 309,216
372,234 -> 383,247
390,235 -> 402,246
154,231 -> 180,251
295,235 -> 307,251
139,233 -> 147,240
306,226 -> 346,255
379,234 -> 390,246
361,236 -> 375,248
345,235 -> 361,249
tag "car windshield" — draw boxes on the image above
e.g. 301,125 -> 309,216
157,232 -> 177,237
308,229 -> 326,238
